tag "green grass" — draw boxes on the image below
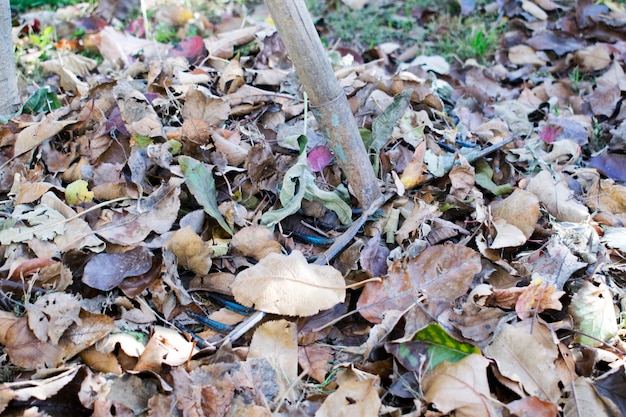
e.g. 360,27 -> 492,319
307,0 -> 503,64
318,1 -> 424,48
11,0 -> 94,13
424,15 -> 505,64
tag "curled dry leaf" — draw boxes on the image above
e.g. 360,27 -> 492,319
490,218 -> 528,249
506,396 -> 559,417
210,128 -> 249,167
490,188 -> 540,247
526,170 -> 588,222
165,226 -> 213,275
218,59 -> 245,94
298,344 -> 333,383
181,87 -> 230,125
230,225 -> 282,260
515,281 -> 564,319
4,310 -> 115,370
13,115 -> 78,157
231,251 -> 346,317
113,80 -> 164,138
134,326 -> 197,371
95,177 -> 183,245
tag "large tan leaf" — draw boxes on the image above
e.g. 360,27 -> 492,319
358,244 -> 481,323
231,251 -> 345,317
423,354 -> 499,417
484,320 -> 561,403
563,377 -> 612,417
248,320 -> 298,401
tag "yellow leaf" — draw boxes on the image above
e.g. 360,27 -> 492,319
64,179 -> 94,206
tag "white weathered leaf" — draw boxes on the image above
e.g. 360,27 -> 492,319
231,251 -> 345,317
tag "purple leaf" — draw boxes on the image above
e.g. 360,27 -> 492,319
308,145 -> 334,172
82,246 -> 153,291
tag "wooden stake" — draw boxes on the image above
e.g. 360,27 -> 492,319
264,0 -> 382,209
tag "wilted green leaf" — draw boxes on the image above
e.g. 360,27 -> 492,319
369,89 -> 412,173
133,135 -> 153,149
424,149 -> 449,178
65,179 -> 94,206
179,156 -> 233,235
262,140 -> 352,227
474,158 -> 513,195
370,89 -> 412,155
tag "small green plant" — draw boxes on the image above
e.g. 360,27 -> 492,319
152,21 -> 179,43
28,26 -> 56,54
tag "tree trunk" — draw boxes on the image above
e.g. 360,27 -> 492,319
0,0 -> 19,115
264,0 -> 382,210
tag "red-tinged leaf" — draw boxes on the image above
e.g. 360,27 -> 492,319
82,246 -> 154,291
507,396 -> 559,417
298,344 -> 333,383
170,36 -> 207,62
75,15 -> 108,33
538,125 -> 563,144
308,145 -> 334,172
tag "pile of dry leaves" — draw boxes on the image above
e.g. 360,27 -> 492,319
0,0 -> 626,416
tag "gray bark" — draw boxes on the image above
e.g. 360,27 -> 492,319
0,0 -> 19,115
